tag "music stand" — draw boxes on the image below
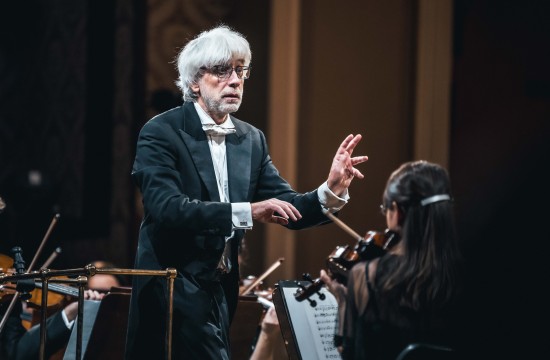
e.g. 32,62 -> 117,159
62,287 -> 130,360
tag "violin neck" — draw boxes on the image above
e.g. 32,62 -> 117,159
34,281 -> 79,298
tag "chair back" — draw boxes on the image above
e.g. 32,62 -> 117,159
395,342 -> 457,360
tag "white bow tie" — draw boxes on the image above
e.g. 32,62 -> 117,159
202,124 -> 237,136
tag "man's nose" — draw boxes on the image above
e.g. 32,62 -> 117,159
227,70 -> 242,86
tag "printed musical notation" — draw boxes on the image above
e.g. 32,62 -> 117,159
304,296 -> 341,359
282,286 -> 341,360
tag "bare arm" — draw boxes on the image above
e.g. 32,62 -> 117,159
249,306 -> 281,360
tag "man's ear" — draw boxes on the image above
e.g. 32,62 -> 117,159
191,82 -> 200,94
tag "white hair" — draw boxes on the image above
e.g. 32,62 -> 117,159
175,25 -> 252,102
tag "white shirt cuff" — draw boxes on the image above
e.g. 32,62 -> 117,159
231,202 -> 253,229
317,181 -> 349,212
61,309 -> 74,329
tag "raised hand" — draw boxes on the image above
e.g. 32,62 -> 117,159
327,134 -> 368,196
251,198 -> 302,225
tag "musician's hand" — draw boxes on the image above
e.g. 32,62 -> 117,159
84,289 -> 105,301
62,289 -> 106,322
250,305 -> 283,360
320,269 -> 347,305
260,306 -> 279,335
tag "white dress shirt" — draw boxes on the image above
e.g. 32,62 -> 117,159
193,102 -> 349,231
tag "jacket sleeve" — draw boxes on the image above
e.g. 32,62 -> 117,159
0,300 -> 26,360
15,310 -> 72,360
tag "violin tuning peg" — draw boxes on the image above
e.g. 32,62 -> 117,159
11,247 -> 26,274
294,281 -> 306,291
306,297 -> 317,307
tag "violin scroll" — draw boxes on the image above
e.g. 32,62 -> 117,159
12,247 -> 35,301
294,274 -> 325,304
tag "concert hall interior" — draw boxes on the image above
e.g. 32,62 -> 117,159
0,1 -> 548,359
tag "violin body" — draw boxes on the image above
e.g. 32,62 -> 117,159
326,229 -> 399,283
1,252 -> 77,308
295,229 -> 399,302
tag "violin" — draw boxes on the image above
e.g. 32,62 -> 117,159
325,229 -> 399,284
0,214 -> 63,335
0,253 -> 13,273
0,252 -> 75,309
294,229 -> 399,302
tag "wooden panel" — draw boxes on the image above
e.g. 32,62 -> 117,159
230,296 -> 264,360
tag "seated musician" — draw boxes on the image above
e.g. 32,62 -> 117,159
249,304 -> 287,360
320,161 -> 464,359
238,239 -> 286,360
87,260 -> 125,292
0,263 -> 121,360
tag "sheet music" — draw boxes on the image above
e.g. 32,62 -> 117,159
63,300 -> 101,360
282,287 -> 341,360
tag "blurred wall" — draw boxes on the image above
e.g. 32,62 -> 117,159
291,0 -> 417,284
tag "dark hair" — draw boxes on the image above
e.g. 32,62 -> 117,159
381,160 -> 461,310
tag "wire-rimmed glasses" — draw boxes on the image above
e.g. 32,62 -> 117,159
200,65 -> 251,80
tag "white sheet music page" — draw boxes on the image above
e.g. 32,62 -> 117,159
63,299 -> 101,360
282,287 -> 341,360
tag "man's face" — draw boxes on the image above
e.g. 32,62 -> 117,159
192,59 -> 247,123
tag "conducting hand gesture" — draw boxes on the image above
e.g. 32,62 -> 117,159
327,134 -> 368,196
251,198 -> 302,225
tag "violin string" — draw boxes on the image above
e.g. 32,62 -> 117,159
35,281 -> 79,297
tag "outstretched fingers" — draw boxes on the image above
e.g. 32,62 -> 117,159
351,155 -> 369,165
327,134 -> 369,195
341,134 -> 363,155
351,154 -> 369,179
337,134 -> 355,155
351,167 -> 365,179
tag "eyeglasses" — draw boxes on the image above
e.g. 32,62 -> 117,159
379,204 -> 388,216
200,65 -> 251,80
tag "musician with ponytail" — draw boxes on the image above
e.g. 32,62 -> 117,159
321,160 -> 464,360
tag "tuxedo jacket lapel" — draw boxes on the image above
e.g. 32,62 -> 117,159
226,128 -> 251,203
177,103 -> 221,202
177,102 -> 251,203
